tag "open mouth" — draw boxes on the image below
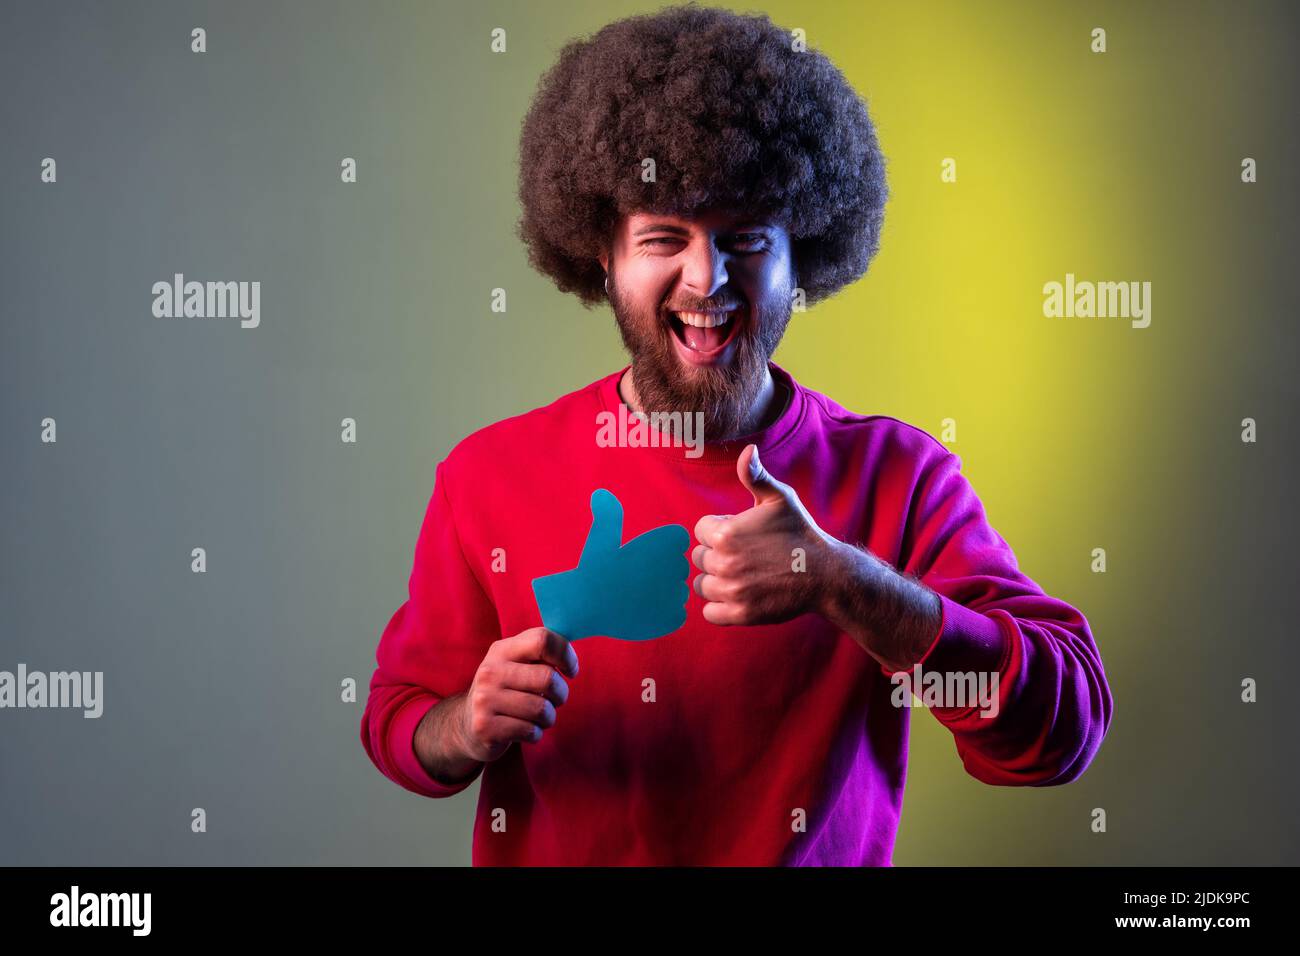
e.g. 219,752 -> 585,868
666,308 -> 743,355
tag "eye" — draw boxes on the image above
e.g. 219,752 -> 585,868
730,233 -> 767,250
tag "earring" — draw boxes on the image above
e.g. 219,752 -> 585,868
604,275 -> 611,297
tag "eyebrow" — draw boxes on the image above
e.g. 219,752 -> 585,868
632,223 -> 690,237
631,222 -> 773,237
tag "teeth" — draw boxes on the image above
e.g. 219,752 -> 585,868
674,311 -> 733,328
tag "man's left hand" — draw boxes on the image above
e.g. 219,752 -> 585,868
691,444 -> 844,626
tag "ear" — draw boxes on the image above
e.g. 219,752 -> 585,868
599,251 -> 609,273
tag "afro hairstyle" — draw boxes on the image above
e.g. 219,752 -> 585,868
515,2 -> 889,309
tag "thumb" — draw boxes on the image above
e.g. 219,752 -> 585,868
578,488 -> 624,565
737,444 -> 788,506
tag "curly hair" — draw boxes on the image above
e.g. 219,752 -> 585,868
515,2 -> 888,309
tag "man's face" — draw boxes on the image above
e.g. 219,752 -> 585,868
600,208 -> 797,440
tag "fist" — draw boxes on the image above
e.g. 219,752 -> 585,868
691,445 -> 837,626
460,626 -> 579,763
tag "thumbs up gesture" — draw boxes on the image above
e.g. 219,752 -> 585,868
692,445 -> 838,626
532,489 -> 691,641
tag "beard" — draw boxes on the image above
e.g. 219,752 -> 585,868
607,265 -> 793,442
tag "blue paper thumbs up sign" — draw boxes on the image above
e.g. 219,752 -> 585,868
531,489 -> 691,642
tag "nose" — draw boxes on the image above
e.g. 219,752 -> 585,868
680,237 -> 731,301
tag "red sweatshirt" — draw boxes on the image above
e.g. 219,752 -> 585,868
360,362 -> 1113,865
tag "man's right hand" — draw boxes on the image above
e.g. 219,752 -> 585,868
455,626 -> 580,763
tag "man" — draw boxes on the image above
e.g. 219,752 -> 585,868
360,4 -> 1112,865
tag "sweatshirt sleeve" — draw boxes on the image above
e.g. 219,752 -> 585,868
887,447 -> 1114,787
359,460 -> 501,798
